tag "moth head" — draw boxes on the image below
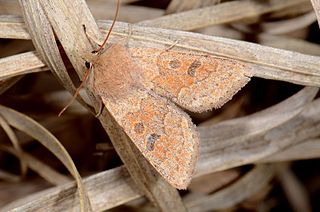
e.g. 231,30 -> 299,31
82,50 -> 99,69
84,60 -> 92,69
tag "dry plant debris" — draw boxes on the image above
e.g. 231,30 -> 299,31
0,0 -> 320,211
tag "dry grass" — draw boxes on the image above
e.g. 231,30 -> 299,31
0,0 -> 320,211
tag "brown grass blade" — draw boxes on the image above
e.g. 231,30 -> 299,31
2,166 -> 139,211
197,86 -> 319,176
0,51 -> 47,80
165,0 -> 220,14
0,169 -> 21,183
0,15 -> 29,39
0,115 -> 27,176
0,76 -> 23,95
232,11 -> 316,35
311,0 -> 320,27
0,105 -> 91,211
276,163 -> 312,212
1,146 -> 71,186
139,0 -> 310,30
185,165 -> 275,211
19,1 -> 94,116
2,18 -> 320,87
3,86 -> 320,210
259,138 -> 320,162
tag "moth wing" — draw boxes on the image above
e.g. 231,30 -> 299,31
102,89 -> 199,189
130,48 -> 251,112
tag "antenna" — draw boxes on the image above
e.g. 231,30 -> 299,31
93,0 -> 120,53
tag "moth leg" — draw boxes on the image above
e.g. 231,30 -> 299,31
124,23 -> 133,47
86,66 -> 104,117
94,97 -> 104,118
154,40 -> 180,62
115,24 -> 134,49
165,39 -> 180,51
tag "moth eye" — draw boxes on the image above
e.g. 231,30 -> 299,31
168,59 -> 181,69
146,133 -> 161,151
85,61 -> 91,69
187,59 -> 202,77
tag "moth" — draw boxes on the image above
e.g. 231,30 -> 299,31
62,0 -> 251,189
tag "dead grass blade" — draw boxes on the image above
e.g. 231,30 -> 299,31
0,2 -> 164,25
19,0 -> 94,115
232,11 -> 316,35
0,115 -> 27,176
197,86 -> 319,176
0,76 -> 23,95
87,1 -> 164,22
0,165 -> 273,212
2,17 -> 320,86
2,166 -> 140,211
139,0 -> 310,30
188,169 -> 240,194
311,0 -> 320,26
259,138 -> 320,162
1,146 -> 71,186
185,165 -> 275,211
165,0 -> 220,14
0,51 -> 47,80
201,24 -> 320,56
253,34 -> 320,55
0,105 -> 91,211
0,15 -> 29,39
4,90 -> 320,210
2,17 -> 320,87
0,169 -> 21,183
276,163 -> 312,212
4,129 -> 320,211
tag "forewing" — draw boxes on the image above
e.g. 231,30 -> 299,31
102,90 -> 199,189
130,47 -> 252,112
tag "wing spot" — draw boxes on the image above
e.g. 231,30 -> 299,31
146,133 -> 161,151
169,59 -> 181,69
134,122 -> 145,134
187,60 -> 201,77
